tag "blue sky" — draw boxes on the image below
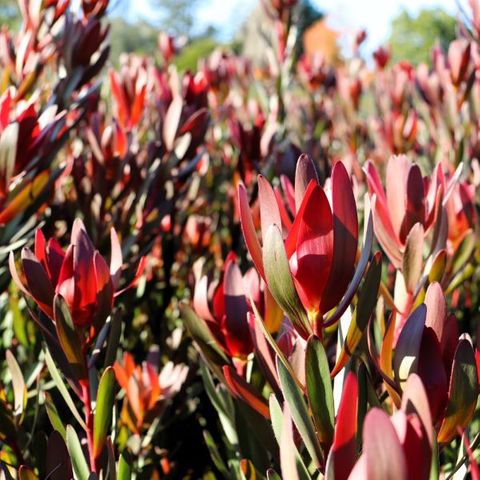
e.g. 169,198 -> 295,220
125,0 -> 461,51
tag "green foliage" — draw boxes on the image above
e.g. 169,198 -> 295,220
174,36 -> 219,71
149,0 -> 201,36
0,0 -> 20,28
389,8 -> 457,65
109,17 -> 159,64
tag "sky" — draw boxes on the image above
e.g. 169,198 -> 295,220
126,0 -> 462,52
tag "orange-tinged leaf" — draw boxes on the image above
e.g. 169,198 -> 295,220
380,313 -> 402,407
222,365 -> 270,419
0,170 -> 49,225
402,223 -> 424,293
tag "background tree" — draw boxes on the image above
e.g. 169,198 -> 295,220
388,8 -> 457,65
0,0 -> 20,28
149,0 -> 201,37
294,0 -> 323,58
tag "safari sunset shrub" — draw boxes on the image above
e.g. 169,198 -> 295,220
0,0 -> 479,479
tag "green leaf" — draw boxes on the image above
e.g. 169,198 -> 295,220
6,350 -> 27,418
437,335 -> 478,443
44,392 -> 67,440
104,309 -> 122,369
250,299 -> 302,390
180,303 -> 229,367
66,425 -> 90,480
54,294 -> 86,378
44,349 -> 86,431
266,470 -> 282,480
451,229 -> 475,276
93,367 -> 115,458
276,356 -> 323,469
203,430 -> 230,478
305,336 -> 334,446
117,452 -> 132,480
263,224 -> 311,339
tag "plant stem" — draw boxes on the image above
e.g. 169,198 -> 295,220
81,378 -> 97,473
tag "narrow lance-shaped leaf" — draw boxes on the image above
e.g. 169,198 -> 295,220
180,303 -> 229,367
263,224 -> 311,339
222,365 -> 270,419
46,430 -> 72,480
358,408 -> 408,480
402,223 -> 424,294
294,154 -> 319,212
379,313 -> 402,407
54,294 -> 86,379
118,452 -> 132,480
326,372 -> 358,480
393,305 -> 426,387
93,367 -> 115,458
306,335 -> 334,446
238,183 -> 264,278
280,406 -> 300,480
437,335 -> 478,443
18,466 -> 38,480
324,213 -> 374,327
66,425 -> 90,480
258,175 -> 282,246
6,350 -> 27,418
44,349 -> 87,431
44,392 -> 67,440
276,356 -> 323,469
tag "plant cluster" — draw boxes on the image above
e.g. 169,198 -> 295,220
0,0 -> 479,479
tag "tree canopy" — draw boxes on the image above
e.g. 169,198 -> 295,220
388,8 -> 457,65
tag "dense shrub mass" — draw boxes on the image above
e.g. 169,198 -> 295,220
0,0 -> 480,478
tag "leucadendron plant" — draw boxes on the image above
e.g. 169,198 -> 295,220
2,0 -> 480,477
8,219 -> 144,475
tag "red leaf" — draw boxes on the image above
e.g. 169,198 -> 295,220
258,175 -> 282,245
290,184 -> 333,312
223,257 -> 252,357
321,161 -> 358,312
21,248 -> 55,319
386,155 -> 410,240
417,328 -> 448,423
294,153 -> 318,212
331,372 -> 358,480
238,183 -> 264,279
362,408 -> 408,480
